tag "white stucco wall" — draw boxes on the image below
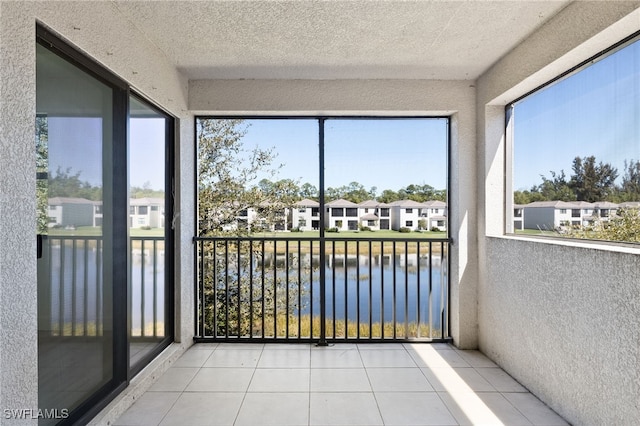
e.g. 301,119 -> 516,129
484,237 -> 640,424
0,1 -> 194,423
190,78 -> 479,348
477,2 -> 640,425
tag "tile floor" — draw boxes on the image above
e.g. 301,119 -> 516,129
114,343 -> 569,426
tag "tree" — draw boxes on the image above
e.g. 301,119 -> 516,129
197,118 -> 309,337
533,170 -> 575,202
619,159 -> 640,202
197,118 -> 295,236
569,156 -> 618,202
36,116 -> 49,233
299,182 -> 319,200
378,189 -> 399,203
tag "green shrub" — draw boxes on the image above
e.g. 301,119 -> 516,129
326,227 -> 339,233
399,227 -> 411,233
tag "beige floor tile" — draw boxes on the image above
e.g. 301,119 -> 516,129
409,346 -> 471,368
189,343 -> 220,350
503,392 -> 570,425
476,367 -> 527,392
440,391 -> 533,425
455,350 -> 498,368
310,392 -> 383,425
148,367 -> 199,392
257,348 -> 311,368
367,367 -> 434,392
376,392 -> 458,425
248,368 -> 310,392
310,347 -> 363,368
114,392 -> 180,426
203,349 -> 262,368
185,368 -> 254,392
310,368 -> 371,392
360,349 -> 417,367
216,342 -> 264,350
421,367 -> 495,392
159,392 -> 244,426
172,349 -> 214,367
235,393 -> 309,426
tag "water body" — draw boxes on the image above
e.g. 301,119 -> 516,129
44,243 -> 446,336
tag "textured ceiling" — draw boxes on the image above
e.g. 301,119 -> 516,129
113,0 -> 571,80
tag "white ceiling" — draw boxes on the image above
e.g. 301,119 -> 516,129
113,0 -> 571,80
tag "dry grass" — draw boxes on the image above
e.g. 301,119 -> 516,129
237,314 -> 440,339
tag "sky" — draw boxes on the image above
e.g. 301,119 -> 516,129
513,37 -> 640,191
239,118 -> 448,194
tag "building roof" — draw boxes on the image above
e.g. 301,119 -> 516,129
524,200 -> 578,209
296,198 -> 320,207
326,198 -> 359,207
130,197 -> 165,205
593,201 -> 618,209
48,197 -> 98,205
422,200 -> 447,208
360,213 -> 379,221
358,199 -> 391,208
619,201 -> 640,208
389,199 -> 424,207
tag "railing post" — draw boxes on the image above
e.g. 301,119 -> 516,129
317,118 -> 328,346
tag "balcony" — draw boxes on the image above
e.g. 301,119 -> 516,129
113,342 -> 568,425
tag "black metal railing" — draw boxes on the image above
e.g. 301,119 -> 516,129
194,236 -> 450,343
130,236 -> 165,339
40,235 -> 165,339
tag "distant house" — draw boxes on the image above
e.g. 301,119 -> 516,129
522,200 -> 623,231
422,200 -> 448,231
513,204 -> 524,231
390,199 -> 425,231
48,197 -> 98,228
130,197 -> 165,228
292,198 -> 320,230
522,200 -> 577,230
325,198 -> 360,231
357,200 -> 392,231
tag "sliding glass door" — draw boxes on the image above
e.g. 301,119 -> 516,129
36,28 -> 174,424
36,40 -> 121,424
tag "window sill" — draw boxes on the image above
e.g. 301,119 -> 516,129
490,233 -> 640,255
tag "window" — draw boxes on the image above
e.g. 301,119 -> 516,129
345,208 -> 358,217
509,33 -> 640,243
406,208 -> 413,213
380,208 -> 390,217
406,220 -> 413,227
332,208 -> 344,217
138,206 -> 148,215
298,208 -> 306,213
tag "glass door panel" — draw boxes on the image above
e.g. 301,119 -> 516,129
129,96 -> 171,369
36,43 -> 114,422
